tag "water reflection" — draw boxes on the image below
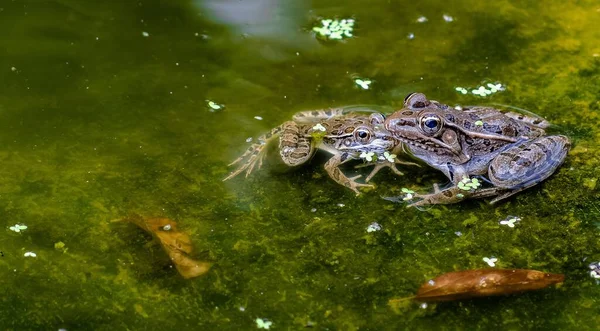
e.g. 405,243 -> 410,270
194,0 -> 318,59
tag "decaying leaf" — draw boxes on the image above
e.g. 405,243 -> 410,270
126,215 -> 212,279
413,268 -> 564,302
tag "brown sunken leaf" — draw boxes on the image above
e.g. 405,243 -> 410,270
414,268 -> 564,302
127,215 -> 212,279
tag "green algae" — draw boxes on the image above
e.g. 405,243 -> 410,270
0,0 -> 600,329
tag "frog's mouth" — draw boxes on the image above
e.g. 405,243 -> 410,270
339,138 -> 395,154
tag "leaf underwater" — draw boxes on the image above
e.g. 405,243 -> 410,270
413,268 -> 564,302
126,215 -> 212,279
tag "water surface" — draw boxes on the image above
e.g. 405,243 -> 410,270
1,0 -> 600,329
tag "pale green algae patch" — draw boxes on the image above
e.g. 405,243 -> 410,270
0,0 -> 600,330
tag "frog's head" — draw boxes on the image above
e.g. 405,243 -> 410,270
384,93 -> 459,155
335,113 -> 397,154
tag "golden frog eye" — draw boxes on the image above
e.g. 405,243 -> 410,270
419,114 -> 442,134
354,127 -> 371,143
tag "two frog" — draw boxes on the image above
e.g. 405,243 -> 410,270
225,93 -> 571,206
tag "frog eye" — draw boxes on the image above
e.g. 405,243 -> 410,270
404,92 -> 430,109
354,128 -> 371,142
369,113 -> 385,125
404,92 -> 418,103
419,114 -> 442,134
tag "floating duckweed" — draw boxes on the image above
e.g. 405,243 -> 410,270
255,318 -> 272,329
589,262 -> 600,279
354,78 -> 372,90
499,216 -> 521,228
401,188 -> 415,201
313,18 -> 355,40
383,151 -> 397,163
366,222 -> 382,233
483,257 -> 498,267
455,87 -> 468,95
455,82 -> 505,97
457,176 -> 481,191
206,100 -> 224,112
9,224 -> 28,233
360,151 -> 375,162
474,120 -> 484,126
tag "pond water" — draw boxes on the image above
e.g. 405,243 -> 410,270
1,0 -> 600,329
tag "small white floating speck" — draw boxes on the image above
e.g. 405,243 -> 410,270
407,33 -> 415,40
443,14 -> 454,22
24,252 -> 37,258
254,116 -> 263,120
417,16 -> 428,23
163,224 -> 171,231
9,224 -> 28,233
483,257 -> 498,267
366,222 -> 382,233
142,31 -> 149,37
246,137 -> 253,143
255,317 -> 272,329
11,67 -> 17,72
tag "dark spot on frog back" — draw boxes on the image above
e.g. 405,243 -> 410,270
501,126 -> 516,137
482,123 -> 503,135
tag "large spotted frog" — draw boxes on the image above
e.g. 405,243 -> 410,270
224,109 -> 414,194
384,93 -> 570,206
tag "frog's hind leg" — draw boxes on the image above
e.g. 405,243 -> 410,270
279,121 -> 315,166
487,135 -> 571,204
291,108 -> 348,123
223,125 -> 284,181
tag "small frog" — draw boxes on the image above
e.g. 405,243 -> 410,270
224,109 -> 414,194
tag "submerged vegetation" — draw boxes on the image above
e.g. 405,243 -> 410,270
0,0 -> 600,329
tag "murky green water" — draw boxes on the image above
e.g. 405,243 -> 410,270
1,0 -> 600,329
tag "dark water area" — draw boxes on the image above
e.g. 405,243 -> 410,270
1,0 -> 600,329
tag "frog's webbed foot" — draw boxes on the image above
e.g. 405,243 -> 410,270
224,125 -> 286,181
223,143 -> 268,181
346,174 -> 375,196
407,181 -> 503,207
325,155 -> 374,195
362,162 -> 403,183
406,185 -> 466,207
357,159 -> 420,183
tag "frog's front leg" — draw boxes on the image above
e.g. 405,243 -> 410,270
324,154 -> 374,195
487,135 -> 570,204
361,158 -> 421,183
